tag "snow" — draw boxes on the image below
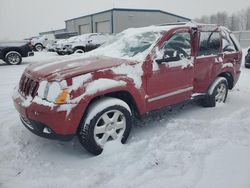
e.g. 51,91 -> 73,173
84,97 -> 131,125
111,63 -> 143,88
0,50 -> 250,188
32,96 -> 55,109
37,80 -> 48,98
222,62 -> 234,68
46,82 -> 61,102
70,73 -> 92,91
195,144 -> 250,188
83,78 -> 126,96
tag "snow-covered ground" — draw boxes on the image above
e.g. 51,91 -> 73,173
0,51 -> 250,188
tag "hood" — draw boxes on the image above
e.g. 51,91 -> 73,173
0,40 -> 28,47
25,56 -> 137,81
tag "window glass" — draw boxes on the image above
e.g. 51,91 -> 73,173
221,30 -> 236,52
198,32 -> 220,56
230,33 -> 241,51
162,32 -> 191,58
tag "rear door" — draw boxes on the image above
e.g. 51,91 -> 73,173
146,29 -> 194,111
193,30 -> 222,93
221,29 -> 242,81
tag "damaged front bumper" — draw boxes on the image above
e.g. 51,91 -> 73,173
20,116 -> 74,141
12,90 -> 87,141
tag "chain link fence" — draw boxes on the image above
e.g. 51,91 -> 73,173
233,31 -> 250,48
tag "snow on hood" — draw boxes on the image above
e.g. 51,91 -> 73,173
25,55 -> 135,81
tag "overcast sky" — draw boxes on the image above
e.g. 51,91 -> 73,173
0,0 -> 249,40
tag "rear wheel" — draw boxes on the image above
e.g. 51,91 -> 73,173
4,51 -> 22,65
77,97 -> 132,155
202,77 -> 228,107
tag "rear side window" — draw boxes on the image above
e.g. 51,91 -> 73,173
198,32 -> 221,56
230,33 -> 241,51
221,30 -> 236,52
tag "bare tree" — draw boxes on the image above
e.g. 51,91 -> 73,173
229,14 -> 240,31
196,6 -> 250,31
245,7 -> 250,30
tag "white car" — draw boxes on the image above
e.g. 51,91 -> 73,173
31,36 -> 55,51
56,33 -> 112,55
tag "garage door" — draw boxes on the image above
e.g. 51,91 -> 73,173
79,24 -> 91,34
96,21 -> 111,33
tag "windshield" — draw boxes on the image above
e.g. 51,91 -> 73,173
89,26 -> 175,61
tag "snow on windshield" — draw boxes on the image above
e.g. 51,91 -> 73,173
86,25 -> 177,62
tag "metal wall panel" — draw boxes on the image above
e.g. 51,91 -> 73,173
79,24 -> 91,34
113,11 -> 190,33
96,21 -> 111,33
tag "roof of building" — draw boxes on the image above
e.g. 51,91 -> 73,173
65,8 -> 191,22
39,28 -> 66,35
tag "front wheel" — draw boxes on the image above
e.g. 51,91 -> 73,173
34,44 -> 43,51
74,49 -> 85,54
4,51 -> 22,65
77,97 -> 132,155
202,77 -> 228,107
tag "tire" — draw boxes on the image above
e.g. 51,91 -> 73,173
202,77 -> 228,107
74,48 -> 85,54
4,51 -> 22,65
77,97 -> 132,155
34,43 -> 43,51
56,51 -> 65,56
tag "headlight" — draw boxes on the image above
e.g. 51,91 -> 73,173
37,81 -> 69,104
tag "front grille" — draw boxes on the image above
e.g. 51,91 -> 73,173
19,74 -> 39,97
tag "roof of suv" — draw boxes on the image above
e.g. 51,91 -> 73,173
159,22 -> 224,32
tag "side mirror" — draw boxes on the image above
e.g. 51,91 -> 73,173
248,48 -> 250,53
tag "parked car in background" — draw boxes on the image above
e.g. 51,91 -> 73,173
31,36 -> 50,51
55,33 -> 112,55
0,41 -> 33,65
245,48 -> 250,68
12,23 -> 242,155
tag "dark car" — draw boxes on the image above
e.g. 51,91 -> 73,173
0,41 -> 34,65
245,48 -> 250,68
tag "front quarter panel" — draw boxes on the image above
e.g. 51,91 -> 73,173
68,67 -> 147,117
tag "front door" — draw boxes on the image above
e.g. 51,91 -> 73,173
146,29 -> 194,111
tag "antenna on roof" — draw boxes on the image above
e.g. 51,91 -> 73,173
112,1 -> 115,8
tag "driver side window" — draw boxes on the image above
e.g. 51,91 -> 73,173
163,32 -> 191,57
156,32 -> 191,63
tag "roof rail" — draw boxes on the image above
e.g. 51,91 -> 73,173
157,22 -> 189,26
157,21 -> 198,27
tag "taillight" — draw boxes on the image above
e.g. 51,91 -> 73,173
28,40 -> 33,49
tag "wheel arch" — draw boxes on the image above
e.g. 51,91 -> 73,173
35,43 -> 43,47
3,48 -> 23,57
217,72 -> 234,90
73,46 -> 85,52
85,90 -> 141,119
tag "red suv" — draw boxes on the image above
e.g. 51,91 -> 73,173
12,23 -> 242,155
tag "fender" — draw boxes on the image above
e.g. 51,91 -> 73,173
70,74 -> 147,117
